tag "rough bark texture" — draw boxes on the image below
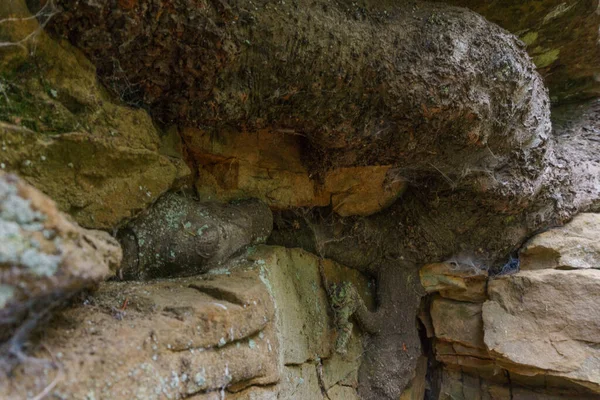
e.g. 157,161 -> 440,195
47,0 -> 549,175
272,99 -> 600,271
430,0 -> 600,104
15,0 -> 600,398
44,0 -> 573,263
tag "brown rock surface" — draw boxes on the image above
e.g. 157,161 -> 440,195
0,172 -> 121,359
0,1 -> 186,229
1,245 -> 373,399
1,123 -> 181,229
436,368 -> 597,400
431,297 -> 486,351
186,127 -> 404,216
420,262 -> 488,302
520,213 -> 600,270
430,297 -> 492,369
483,269 -> 600,393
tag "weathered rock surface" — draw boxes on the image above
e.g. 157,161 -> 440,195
421,262 -> 488,302
0,172 -> 121,361
1,246 -> 373,399
430,297 -> 491,368
2,1 -> 600,399
0,1 -> 188,229
520,213 -> 600,270
437,368 -> 598,400
422,217 -> 600,398
117,193 -> 273,280
186,127 -> 405,216
483,268 -> 600,394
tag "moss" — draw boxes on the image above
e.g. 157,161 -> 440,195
0,66 -> 83,134
520,31 -> 538,46
533,49 -> 560,69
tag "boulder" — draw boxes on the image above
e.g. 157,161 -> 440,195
520,213 -> 600,270
483,269 -> 600,394
0,172 -> 121,358
1,245 -> 373,399
117,193 -> 273,280
0,1 -> 187,229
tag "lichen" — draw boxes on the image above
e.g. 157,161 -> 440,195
0,178 -> 62,276
197,224 -> 209,236
328,281 -> 362,354
0,284 -> 15,308
194,369 -> 206,387
0,194 -> 43,223
20,248 -> 61,276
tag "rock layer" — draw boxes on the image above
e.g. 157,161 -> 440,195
520,213 -> 600,270
484,269 -> 600,393
421,214 -> 600,398
0,172 -> 121,362
1,246 -> 373,400
186,127 -> 406,216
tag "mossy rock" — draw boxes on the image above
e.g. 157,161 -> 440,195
0,1 -> 188,228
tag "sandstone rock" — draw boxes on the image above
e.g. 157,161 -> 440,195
1,123 -> 180,229
520,213 -> 600,270
277,364 -> 323,399
483,269 -> 600,394
431,297 -> 487,352
430,297 -> 493,371
436,368 -> 596,400
247,246 -> 374,367
1,246 -> 372,399
117,193 -> 273,280
0,2 -> 184,229
0,172 -> 121,356
2,271 -> 280,399
185,128 -> 405,216
420,262 -> 488,302
437,369 -> 504,400
324,166 -> 405,217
